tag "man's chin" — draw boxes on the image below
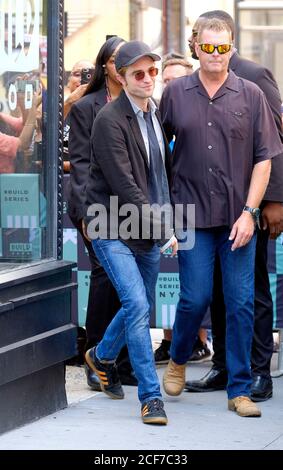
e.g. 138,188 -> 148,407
142,88 -> 154,97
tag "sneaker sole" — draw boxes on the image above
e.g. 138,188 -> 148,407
85,350 -> 124,400
87,381 -> 102,392
142,416 -> 168,425
187,354 -> 212,364
185,384 -> 226,392
250,391 -> 272,402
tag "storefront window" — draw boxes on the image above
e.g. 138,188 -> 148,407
237,4 -> 283,97
0,0 -> 55,271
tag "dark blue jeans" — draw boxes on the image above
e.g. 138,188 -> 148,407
92,239 -> 162,405
171,227 -> 256,399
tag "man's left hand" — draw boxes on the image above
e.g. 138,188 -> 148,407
261,202 -> 283,239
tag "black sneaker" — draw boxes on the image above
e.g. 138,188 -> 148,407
141,398 -> 168,425
84,363 -> 102,392
85,347 -> 124,399
154,339 -> 171,364
188,339 -> 212,363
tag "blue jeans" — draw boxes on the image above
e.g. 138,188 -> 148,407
171,227 -> 256,399
92,239 -> 162,404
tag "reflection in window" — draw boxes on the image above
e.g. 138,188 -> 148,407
0,0 -> 48,270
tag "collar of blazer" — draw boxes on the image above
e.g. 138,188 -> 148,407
115,91 -> 171,173
117,90 -> 150,167
229,50 -> 240,71
94,87 -> 108,111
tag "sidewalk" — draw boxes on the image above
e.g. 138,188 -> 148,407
0,333 -> 282,450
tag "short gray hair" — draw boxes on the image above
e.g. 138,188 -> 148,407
197,18 -> 232,43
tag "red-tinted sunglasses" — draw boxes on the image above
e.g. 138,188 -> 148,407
132,66 -> 159,81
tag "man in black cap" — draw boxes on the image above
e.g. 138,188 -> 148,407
84,41 -> 177,425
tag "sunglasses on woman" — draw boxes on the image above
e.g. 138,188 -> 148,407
199,43 -> 232,55
132,66 -> 159,81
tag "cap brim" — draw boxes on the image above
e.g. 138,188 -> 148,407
126,52 -> 161,67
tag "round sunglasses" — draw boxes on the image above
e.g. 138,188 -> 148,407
132,66 -> 159,81
199,43 -> 232,55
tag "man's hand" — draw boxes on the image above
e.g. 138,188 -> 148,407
82,219 -> 91,242
160,235 -> 178,256
229,212 -> 255,251
170,236 -> 178,256
261,202 -> 283,239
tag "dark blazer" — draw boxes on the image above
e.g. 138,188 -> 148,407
68,87 -> 107,221
85,90 -> 172,252
230,52 -> 283,202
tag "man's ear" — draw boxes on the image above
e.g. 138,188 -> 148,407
116,73 -> 126,87
194,43 -> 200,59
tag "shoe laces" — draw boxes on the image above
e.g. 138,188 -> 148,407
145,398 -> 164,413
106,363 -> 119,383
98,361 -> 119,386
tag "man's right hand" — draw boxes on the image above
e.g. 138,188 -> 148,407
160,235 -> 178,256
229,211 -> 255,251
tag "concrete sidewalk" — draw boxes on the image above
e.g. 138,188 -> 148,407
0,355 -> 282,450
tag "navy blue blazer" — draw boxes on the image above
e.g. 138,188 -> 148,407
230,52 -> 283,203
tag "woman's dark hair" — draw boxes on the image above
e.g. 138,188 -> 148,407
84,36 -> 125,95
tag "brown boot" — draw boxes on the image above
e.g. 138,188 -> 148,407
228,396 -> 261,417
163,359 -> 186,396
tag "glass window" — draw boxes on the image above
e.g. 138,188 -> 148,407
238,7 -> 283,97
0,0 -> 53,272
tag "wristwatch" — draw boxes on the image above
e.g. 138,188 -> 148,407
243,206 -> 261,228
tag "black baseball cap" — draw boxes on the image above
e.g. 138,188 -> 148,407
115,40 -> 161,71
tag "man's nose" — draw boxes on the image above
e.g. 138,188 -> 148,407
143,72 -> 153,82
212,48 -> 220,56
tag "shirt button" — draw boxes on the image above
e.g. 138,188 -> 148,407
209,101 -> 213,105
209,168 -> 213,172
208,145 -> 213,150
208,122 -> 212,126
210,190 -> 215,195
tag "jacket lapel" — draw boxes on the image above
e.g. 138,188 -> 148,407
229,52 -> 240,72
94,88 -> 107,115
155,108 -> 172,179
118,92 -> 149,168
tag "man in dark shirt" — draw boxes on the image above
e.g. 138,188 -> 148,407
160,18 -> 283,417
185,10 -> 283,402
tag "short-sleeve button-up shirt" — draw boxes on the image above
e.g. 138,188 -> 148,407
160,70 -> 283,229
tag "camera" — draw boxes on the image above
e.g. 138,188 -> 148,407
81,68 -> 95,85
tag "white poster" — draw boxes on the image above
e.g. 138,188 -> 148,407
0,0 -> 40,74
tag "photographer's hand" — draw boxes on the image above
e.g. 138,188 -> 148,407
64,84 -> 88,119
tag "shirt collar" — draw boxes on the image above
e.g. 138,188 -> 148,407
185,69 -> 239,93
125,91 -> 157,116
223,70 -> 240,92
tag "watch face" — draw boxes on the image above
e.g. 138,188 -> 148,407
252,208 -> 260,217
